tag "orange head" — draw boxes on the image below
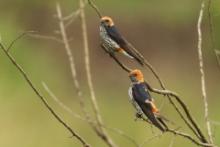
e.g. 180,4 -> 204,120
100,16 -> 114,27
129,69 -> 144,83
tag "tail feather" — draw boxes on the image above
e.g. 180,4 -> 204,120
141,105 -> 166,132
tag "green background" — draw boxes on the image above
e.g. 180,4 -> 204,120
0,0 -> 219,147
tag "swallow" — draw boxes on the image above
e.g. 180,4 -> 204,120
100,16 -> 145,66
128,69 -> 168,132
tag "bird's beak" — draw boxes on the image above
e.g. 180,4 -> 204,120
129,75 -> 137,82
100,21 -> 105,25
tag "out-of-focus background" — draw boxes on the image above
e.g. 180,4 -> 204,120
0,0 -> 219,147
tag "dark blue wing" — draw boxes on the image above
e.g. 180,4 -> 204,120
105,26 -> 127,46
132,83 -> 152,104
105,26 -> 144,65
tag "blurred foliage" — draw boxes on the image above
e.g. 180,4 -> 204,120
0,0 -> 220,147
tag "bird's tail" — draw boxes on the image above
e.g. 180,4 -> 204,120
119,49 -> 134,59
124,40 -> 145,66
154,113 -> 175,125
141,105 -> 166,132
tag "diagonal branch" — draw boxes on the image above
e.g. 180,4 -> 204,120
0,43 -> 90,147
197,0 -> 213,144
101,44 -> 131,72
87,0 -> 102,18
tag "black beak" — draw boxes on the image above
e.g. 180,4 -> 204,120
129,75 -> 137,82
100,21 -> 105,25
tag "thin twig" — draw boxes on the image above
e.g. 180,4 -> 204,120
105,127 -> 139,147
138,113 -> 214,147
197,0 -> 213,144
0,43 -> 90,147
210,120 -> 220,126
207,0 -> 215,50
56,2 -> 95,134
42,81 -> 102,136
168,135 -> 176,147
7,31 -> 36,52
28,34 -> 63,43
79,0 -> 116,147
101,44 -> 131,72
87,0 -> 102,18
56,3 -> 106,144
214,50 -> 220,69
166,129 -> 214,147
138,133 -> 162,147
62,1 -> 87,21
56,3 -> 83,99
63,1 -> 88,28
42,82 -> 86,121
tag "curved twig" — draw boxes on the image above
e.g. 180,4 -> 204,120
87,0 -> 102,18
7,31 -> 36,52
197,0 -> 213,143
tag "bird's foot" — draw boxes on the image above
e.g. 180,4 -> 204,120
134,112 -> 143,121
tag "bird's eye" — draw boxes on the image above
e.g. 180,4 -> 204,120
105,19 -> 110,23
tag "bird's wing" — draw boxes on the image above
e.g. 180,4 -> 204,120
128,86 -> 143,115
106,26 -> 145,65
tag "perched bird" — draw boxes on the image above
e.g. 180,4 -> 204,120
100,16 -> 145,66
128,69 -> 167,132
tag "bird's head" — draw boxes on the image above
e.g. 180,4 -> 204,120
100,16 -> 114,27
129,69 -> 144,83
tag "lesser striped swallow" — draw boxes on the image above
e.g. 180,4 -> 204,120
100,16 -> 145,66
128,69 -> 167,132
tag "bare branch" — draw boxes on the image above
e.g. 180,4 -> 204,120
79,0 -> 116,146
138,113 -> 214,147
87,0 -> 102,18
214,50 -> 220,68
7,31 -> 36,52
167,129 -> 214,147
62,1 -> 87,21
139,133 -> 162,147
28,34 -> 63,43
197,0 -> 213,143
168,135 -> 175,147
101,44 -> 131,72
42,82 -> 86,121
62,1 -> 88,28
210,120 -> 220,126
106,127 -> 139,147
0,43 -> 90,147
55,3 -> 98,139
56,3 -> 83,98
207,0 -> 215,50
